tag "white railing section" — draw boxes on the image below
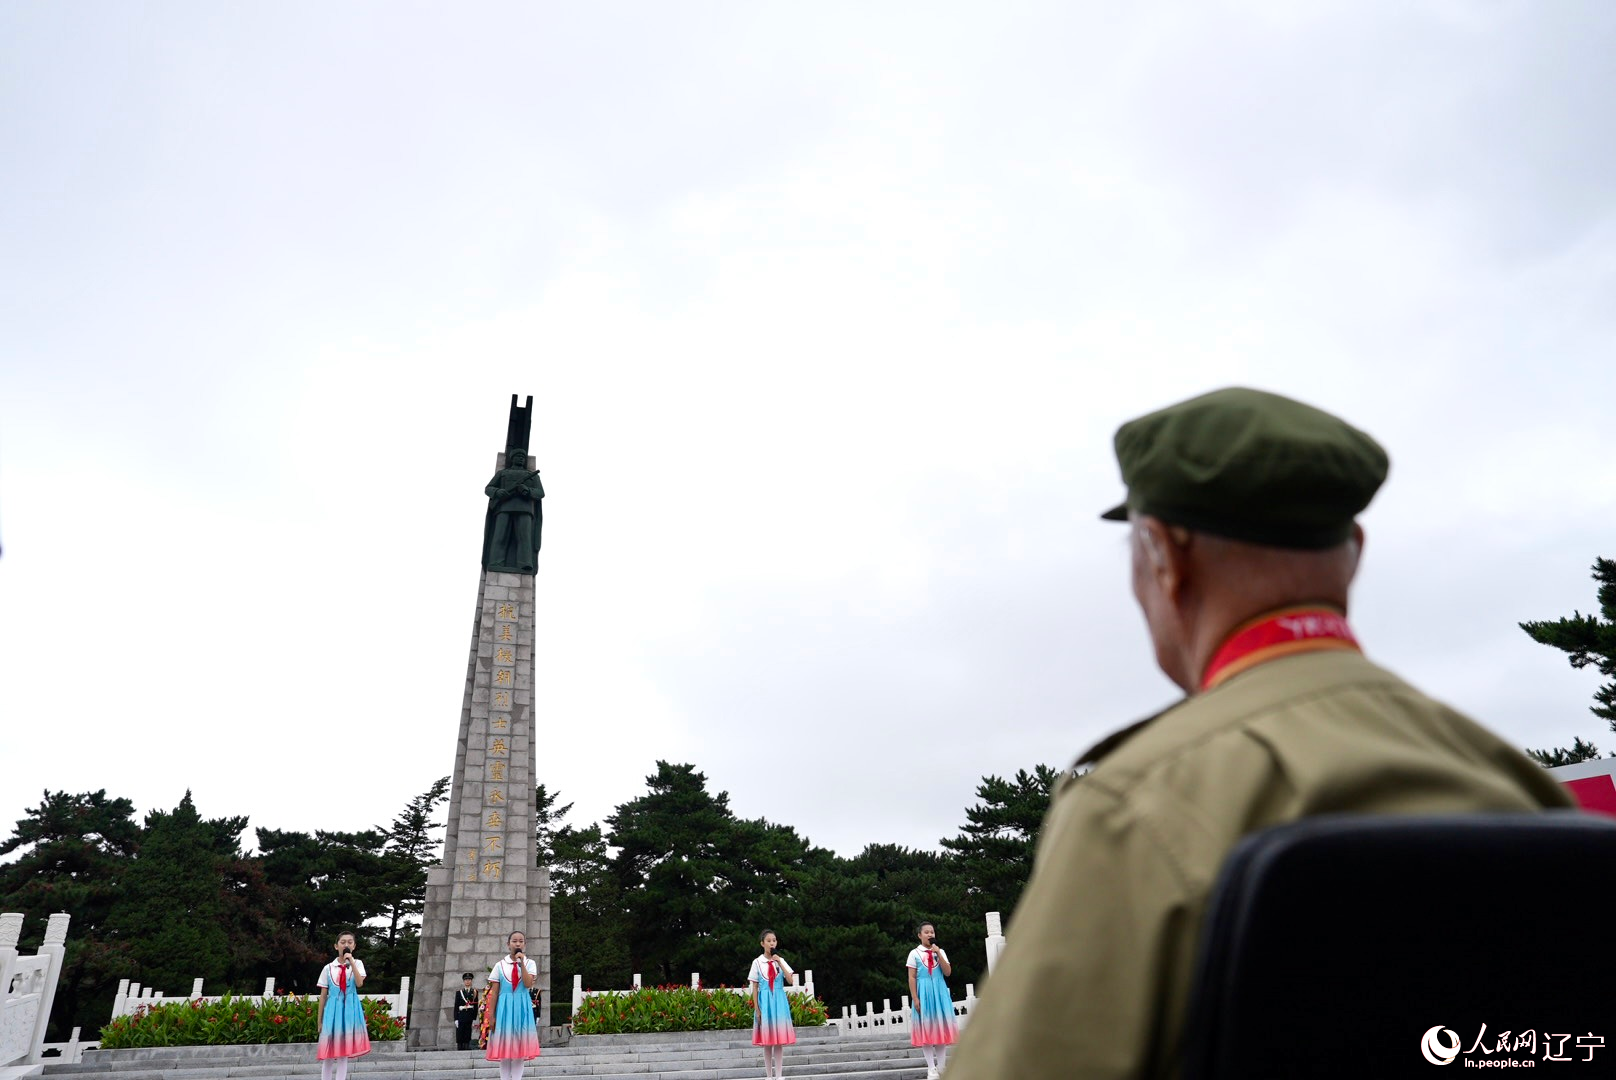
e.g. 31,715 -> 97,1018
39,1026 -> 97,1063
0,911 -> 70,1067
828,984 -> 977,1037
571,970 -> 816,1013
109,975 -> 411,1024
830,911 -> 1005,1038
573,908 -> 1018,1037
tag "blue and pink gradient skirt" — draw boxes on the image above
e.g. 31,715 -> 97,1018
753,981 -> 796,1047
317,983 -> 372,1060
910,966 -> 957,1047
485,984 -> 542,1061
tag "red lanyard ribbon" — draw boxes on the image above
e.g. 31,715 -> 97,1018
1201,607 -> 1359,692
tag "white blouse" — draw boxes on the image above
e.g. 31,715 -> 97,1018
748,953 -> 796,986
317,958 -> 367,988
488,956 -> 538,986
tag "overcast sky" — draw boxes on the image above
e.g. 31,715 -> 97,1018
3,2 -> 1614,863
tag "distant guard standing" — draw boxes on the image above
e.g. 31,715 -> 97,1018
453,972 -> 479,1050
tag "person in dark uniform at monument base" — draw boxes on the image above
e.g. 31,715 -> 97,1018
946,387 -> 1574,1080
453,972 -> 479,1051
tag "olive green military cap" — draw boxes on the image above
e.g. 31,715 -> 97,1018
1101,387 -> 1389,549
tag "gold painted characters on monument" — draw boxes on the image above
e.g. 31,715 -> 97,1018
410,395 -> 549,1052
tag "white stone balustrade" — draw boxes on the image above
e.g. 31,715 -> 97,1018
828,984 -> 977,1037
109,975 -> 411,1025
0,911 -> 71,1067
571,970 -> 817,1013
38,1025 -> 94,1063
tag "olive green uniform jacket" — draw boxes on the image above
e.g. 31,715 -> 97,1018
945,649 -> 1573,1080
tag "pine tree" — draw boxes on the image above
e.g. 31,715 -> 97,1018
1520,557 -> 1616,760
0,790 -> 140,1040
841,843 -> 975,1000
376,776 -> 450,947
940,765 -> 1061,924
540,793 -> 630,1007
104,792 -> 247,994
1524,737 -> 1604,768
255,825 -> 390,967
342,777 -> 451,990
606,762 -> 738,983
532,783 -> 574,868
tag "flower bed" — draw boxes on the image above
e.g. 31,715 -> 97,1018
572,984 -> 828,1035
98,994 -> 404,1049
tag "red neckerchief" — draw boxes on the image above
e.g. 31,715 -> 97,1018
337,963 -> 348,993
925,948 -> 935,974
1200,606 -> 1359,692
508,958 -> 521,991
765,957 -> 778,990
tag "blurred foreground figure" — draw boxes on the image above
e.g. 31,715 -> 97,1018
946,387 -> 1571,1080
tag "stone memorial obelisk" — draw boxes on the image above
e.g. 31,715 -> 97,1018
410,395 -> 551,1049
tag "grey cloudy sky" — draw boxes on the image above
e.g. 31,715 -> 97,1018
3,1 -> 1614,859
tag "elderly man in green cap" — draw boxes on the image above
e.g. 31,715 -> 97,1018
945,387 -> 1571,1080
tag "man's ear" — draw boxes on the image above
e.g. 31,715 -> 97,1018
1141,523 -> 1166,568
1139,516 -> 1188,598
1346,522 -> 1366,580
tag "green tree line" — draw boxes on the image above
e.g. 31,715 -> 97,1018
0,763 -> 1060,1041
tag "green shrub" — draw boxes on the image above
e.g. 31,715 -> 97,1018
571,984 -> 828,1035
788,992 -> 829,1027
98,994 -> 405,1049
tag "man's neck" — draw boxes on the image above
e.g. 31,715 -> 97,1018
1185,600 -> 1350,690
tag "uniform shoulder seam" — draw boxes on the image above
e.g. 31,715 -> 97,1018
1078,773 -> 1197,893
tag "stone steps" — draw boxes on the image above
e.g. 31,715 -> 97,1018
39,1030 -> 934,1080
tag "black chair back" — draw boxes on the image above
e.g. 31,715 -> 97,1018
1181,812 -> 1616,1079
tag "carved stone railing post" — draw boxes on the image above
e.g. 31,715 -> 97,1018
0,913 -> 20,999
27,914 -> 70,1063
0,912 -> 20,1063
984,911 -> 1006,976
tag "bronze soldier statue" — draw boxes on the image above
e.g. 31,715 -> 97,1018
483,448 -> 544,574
